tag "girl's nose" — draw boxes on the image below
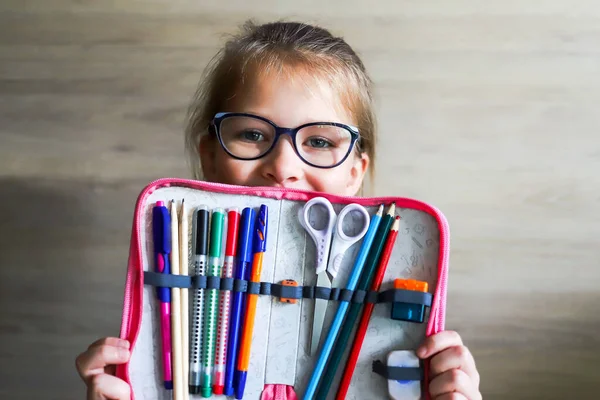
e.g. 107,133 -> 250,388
260,136 -> 303,186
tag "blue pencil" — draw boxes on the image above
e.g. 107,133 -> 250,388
303,204 -> 384,399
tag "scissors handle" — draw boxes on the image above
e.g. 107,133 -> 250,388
327,203 -> 370,279
300,197 -> 336,275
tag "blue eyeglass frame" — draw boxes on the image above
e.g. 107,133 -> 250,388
210,112 -> 361,169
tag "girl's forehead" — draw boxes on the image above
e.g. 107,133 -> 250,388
225,64 -> 356,126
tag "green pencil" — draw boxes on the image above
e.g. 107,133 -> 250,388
201,208 -> 225,398
315,203 -> 396,399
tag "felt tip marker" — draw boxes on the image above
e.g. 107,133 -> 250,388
214,208 -> 240,395
152,201 -> 173,390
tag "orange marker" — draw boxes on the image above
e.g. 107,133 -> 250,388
234,205 -> 268,399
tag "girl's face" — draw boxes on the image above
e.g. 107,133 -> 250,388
199,71 -> 369,196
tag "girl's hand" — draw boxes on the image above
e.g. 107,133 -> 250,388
417,330 -> 482,400
75,337 -> 131,400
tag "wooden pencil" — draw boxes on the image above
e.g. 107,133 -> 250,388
170,200 -> 184,400
179,200 -> 190,400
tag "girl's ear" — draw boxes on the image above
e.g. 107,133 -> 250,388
347,152 -> 370,196
199,135 -> 217,181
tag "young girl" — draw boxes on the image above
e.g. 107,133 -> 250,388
76,20 -> 481,400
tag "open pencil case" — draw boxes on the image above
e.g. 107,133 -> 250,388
116,178 -> 450,400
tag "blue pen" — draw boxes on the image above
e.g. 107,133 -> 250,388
303,204 -> 384,399
235,204 -> 268,400
152,201 -> 173,390
223,207 -> 256,396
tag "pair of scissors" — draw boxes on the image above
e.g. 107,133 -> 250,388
299,197 -> 370,356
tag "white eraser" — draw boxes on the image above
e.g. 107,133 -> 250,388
387,350 -> 421,400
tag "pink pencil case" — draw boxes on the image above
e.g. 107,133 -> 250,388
116,178 -> 450,399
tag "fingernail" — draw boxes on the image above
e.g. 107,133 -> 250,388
118,348 -> 130,359
417,346 -> 427,358
119,339 -> 130,349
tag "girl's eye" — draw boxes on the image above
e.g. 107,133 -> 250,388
306,137 -> 334,149
239,130 -> 265,142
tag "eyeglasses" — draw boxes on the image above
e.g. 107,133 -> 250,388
210,112 -> 360,169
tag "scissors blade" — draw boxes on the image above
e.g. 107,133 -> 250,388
310,272 -> 331,356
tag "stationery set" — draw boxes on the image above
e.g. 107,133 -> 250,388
116,178 -> 450,399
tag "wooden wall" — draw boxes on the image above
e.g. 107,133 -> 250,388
1,1 -> 598,398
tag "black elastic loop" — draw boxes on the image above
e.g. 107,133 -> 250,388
330,288 -> 340,301
283,285 -> 303,299
303,286 -> 315,299
314,286 -> 331,300
192,275 -> 206,289
260,282 -> 272,296
270,284 -> 303,300
206,276 -> 221,290
372,360 -> 423,381
352,289 -> 366,303
365,290 -> 379,304
143,272 -> 433,307
339,289 -> 353,302
378,289 -> 433,307
144,271 -> 192,289
220,277 -> 234,291
234,279 -> 247,293
270,283 -> 282,297
247,281 -> 261,295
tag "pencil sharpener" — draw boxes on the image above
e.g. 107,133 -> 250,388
391,279 -> 428,323
280,279 -> 299,304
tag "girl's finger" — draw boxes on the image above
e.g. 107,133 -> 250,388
88,337 -> 130,350
418,330 -> 463,359
433,393 -> 468,400
429,369 -> 481,400
87,373 -> 131,400
76,344 -> 130,381
430,345 -> 479,385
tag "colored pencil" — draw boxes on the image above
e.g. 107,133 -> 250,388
170,200 -> 184,400
179,201 -> 190,400
336,216 -> 400,399
312,203 -> 396,399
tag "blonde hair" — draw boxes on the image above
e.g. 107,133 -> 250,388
185,20 -> 377,189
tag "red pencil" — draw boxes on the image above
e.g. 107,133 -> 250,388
336,216 -> 400,400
